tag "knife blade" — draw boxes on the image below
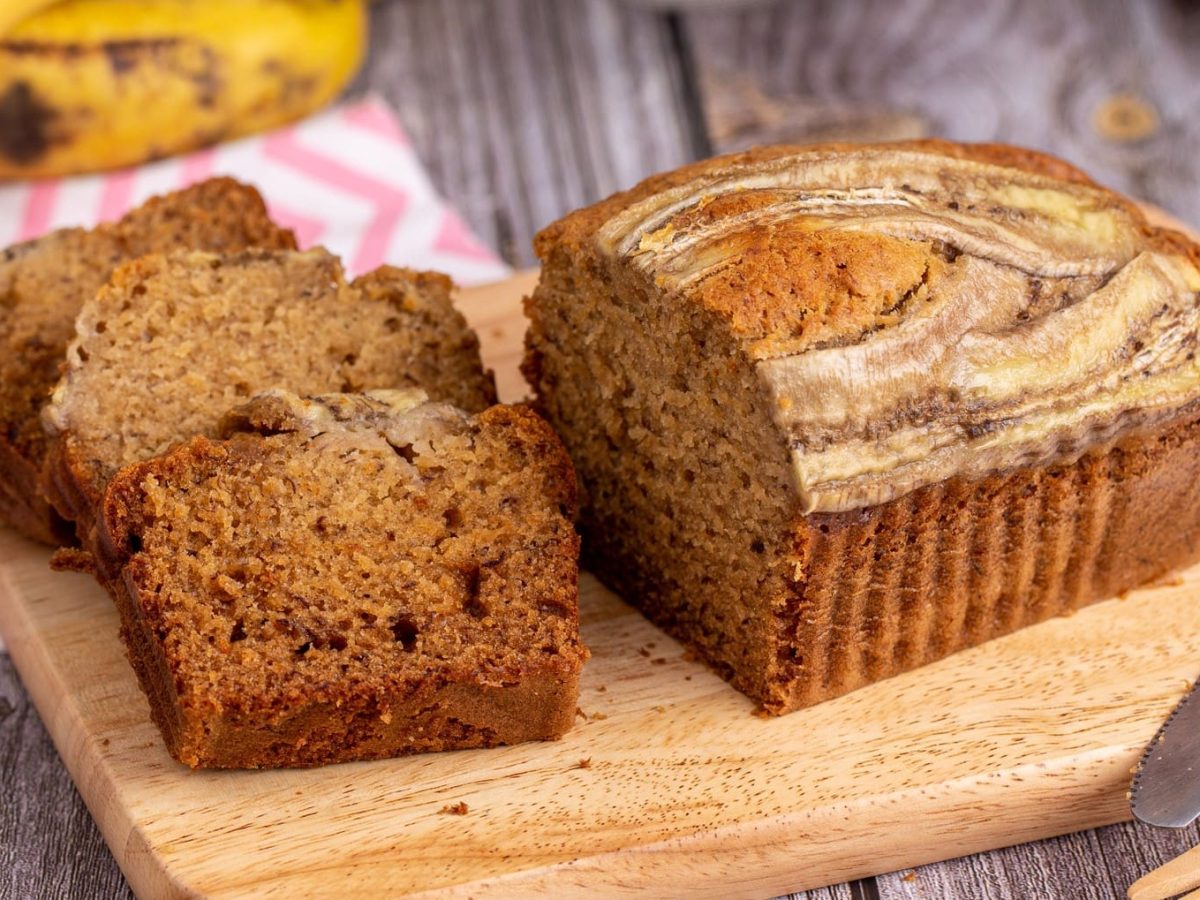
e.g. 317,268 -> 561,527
1132,678 -> 1200,828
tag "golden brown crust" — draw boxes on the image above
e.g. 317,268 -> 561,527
688,226 -> 938,345
0,177 -> 295,545
93,398 -> 585,768
537,140 -> 1195,350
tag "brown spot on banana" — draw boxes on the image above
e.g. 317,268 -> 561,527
100,38 -> 182,76
2,40 -> 88,58
0,80 -> 58,164
183,45 -> 221,109
260,59 -> 320,109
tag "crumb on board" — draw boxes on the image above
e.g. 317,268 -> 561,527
440,802 -> 469,816
596,685 -> 607,693
651,657 -> 667,665
588,711 -> 609,721
653,705 -> 667,713
576,757 -> 592,770
637,647 -> 651,658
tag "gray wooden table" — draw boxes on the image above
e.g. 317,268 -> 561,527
5,1 -> 1200,897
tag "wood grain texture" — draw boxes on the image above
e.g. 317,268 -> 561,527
876,819 -> 1200,900
0,656 -> 132,900
2,272 -> 1200,897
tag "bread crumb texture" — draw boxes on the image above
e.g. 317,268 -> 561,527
43,247 -> 496,542
99,390 -> 585,768
0,178 -> 295,543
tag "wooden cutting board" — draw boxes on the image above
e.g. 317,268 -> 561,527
4,266 -> 1200,899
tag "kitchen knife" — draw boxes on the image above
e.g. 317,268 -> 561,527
1128,679 -> 1200,900
1133,679 -> 1200,828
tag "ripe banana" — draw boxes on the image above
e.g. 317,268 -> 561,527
0,0 -> 367,179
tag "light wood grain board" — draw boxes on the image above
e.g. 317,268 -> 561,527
3,267 -> 1200,899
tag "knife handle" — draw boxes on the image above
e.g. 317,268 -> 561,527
1129,843 -> 1200,900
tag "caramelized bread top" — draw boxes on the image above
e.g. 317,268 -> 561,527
535,141 -> 1200,513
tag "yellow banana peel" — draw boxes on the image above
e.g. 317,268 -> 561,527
0,0 -> 367,179
0,0 -> 62,39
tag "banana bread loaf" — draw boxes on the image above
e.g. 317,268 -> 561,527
95,389 -> 585,768
42,247 -> 496,554
0,178 -> 295,544
523,139 -> 1200,715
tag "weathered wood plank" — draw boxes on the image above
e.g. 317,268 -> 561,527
875,818 -> 1200,899
0,654 -> 132,899
354,0 -> 699,267
788,883 -> 860,900
682,0 -> 1200,227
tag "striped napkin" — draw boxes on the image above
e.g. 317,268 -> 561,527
0,95 -> 510,285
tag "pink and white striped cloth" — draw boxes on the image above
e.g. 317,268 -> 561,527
0,95 -> 510,286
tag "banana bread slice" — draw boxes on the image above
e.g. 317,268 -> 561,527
95,389 -> 585,768
42,247 -> 496,553
524,139 -> 1200,715
0,178 -> 295,545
